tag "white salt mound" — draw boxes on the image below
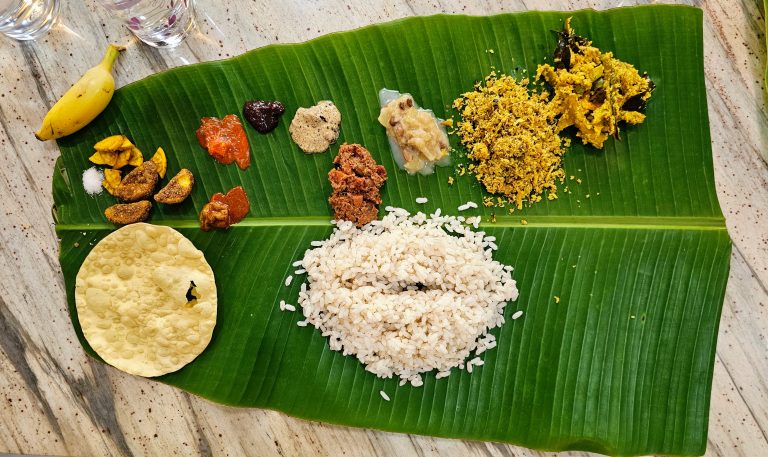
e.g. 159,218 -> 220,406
294,209 -> 519,386
82,167 -> 104,195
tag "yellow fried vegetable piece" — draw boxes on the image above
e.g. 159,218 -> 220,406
127,147 -> 143,166
102,169 -> 122,196
94,135 -> 127,152
119,137 -> 134,150
113,148 -> 132,169
150,147 -> 167,178
154,168 -> 194,204
89,150 -> 118,167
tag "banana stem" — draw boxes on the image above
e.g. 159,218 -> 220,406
100,44 -> 126,71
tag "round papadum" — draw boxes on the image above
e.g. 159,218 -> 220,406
75,223 -> 217,377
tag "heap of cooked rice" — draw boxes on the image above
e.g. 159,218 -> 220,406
292,207 -> 519,387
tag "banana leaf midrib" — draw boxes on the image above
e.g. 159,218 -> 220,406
54,215 -> 727,231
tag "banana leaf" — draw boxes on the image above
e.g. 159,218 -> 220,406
53,5 -> 730,456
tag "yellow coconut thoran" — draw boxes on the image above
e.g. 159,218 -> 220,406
453,72 -> 566,209
536,18 -> 654,148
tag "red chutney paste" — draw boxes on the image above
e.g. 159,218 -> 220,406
196,115 -> 251,170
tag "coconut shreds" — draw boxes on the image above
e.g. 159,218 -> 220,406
292,208 -> 519,386
453,72 -> 566,210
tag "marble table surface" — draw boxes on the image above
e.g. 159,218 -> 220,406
0,0 -> 766,455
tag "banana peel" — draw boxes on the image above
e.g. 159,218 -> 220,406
35,44 -> 125,141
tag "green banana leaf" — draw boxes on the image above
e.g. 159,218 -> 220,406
53,5 -> 730,456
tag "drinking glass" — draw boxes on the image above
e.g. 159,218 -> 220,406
96,0 -> 196,48
0,0 -> 59,41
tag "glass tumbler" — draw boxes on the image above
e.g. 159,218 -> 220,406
0,0 -> 60,41
96,0 -> 196,48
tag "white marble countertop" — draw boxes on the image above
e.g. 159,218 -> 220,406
0,0 -> 766,455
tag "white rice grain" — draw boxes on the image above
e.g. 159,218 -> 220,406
512,310 -> 524,320
284,275 -> 293,287
284,304 -> 296,312
380,391 -> 390,401
290,207 -> 520,386
415,197 -> 428,204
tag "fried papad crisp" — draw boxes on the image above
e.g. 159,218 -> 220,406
74,223 -> 217,377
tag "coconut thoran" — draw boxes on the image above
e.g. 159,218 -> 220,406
536,18 -> 654,148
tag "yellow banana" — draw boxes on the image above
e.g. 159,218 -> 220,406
35,44 -> 125,141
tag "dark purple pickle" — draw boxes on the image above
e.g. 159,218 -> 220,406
242,100 -> 286,134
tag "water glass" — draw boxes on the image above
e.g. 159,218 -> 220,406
0,0 -> 59,41
96,0 -> 196,48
